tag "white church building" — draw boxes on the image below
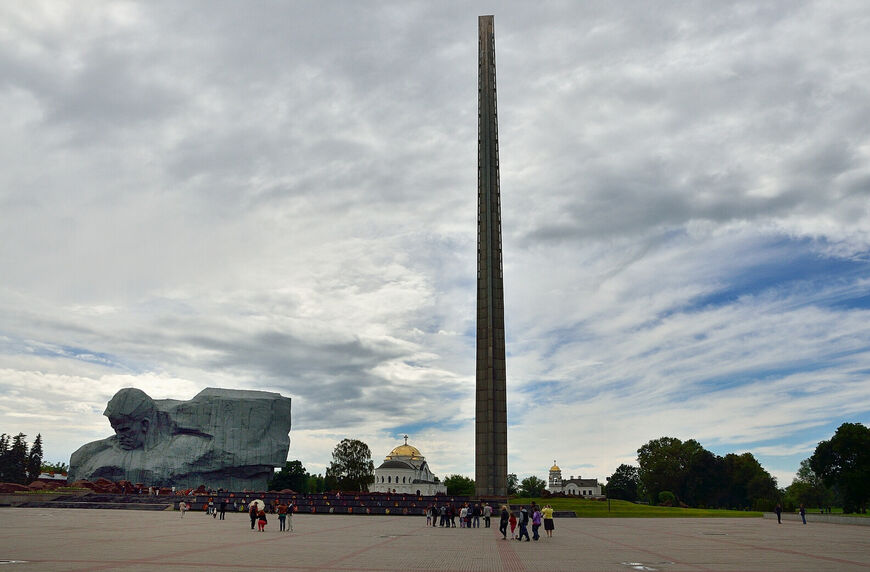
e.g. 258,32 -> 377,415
370,436 -> 447,495
547,461 -> 603,497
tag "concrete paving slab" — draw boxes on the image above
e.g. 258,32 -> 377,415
1,508 -> 868,571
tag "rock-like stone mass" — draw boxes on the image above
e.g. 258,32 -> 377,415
68,387 -> 292,491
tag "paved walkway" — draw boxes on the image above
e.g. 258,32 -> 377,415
1,508 -> 868,571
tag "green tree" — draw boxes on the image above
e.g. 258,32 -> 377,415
605,464 -> 640,502
683,448 -> 726,508
506,473 -> 519,496
637,437 -> 706,504
326,439 -> 375,492
0,434 -> 10,482
269,460 -> 310,492
810,422 -> 870,513
6,434 -> 29,484
40,461 -> 69,475
307,473 -> 327,494
519,476 -> 546,497
26,433 -> 43,483
444,474 -> 475,496
786,459 -> 834,510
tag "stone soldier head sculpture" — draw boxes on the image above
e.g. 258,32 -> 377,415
103,388 -> 157,450
70,386 -> 291,490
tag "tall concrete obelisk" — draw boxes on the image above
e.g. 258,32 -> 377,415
475,14 -> 508,498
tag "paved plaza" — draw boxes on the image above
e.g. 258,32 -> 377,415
1,508 -> 869,571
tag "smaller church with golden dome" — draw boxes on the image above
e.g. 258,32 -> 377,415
370,436 -> 447,495
547,461 -> 603,497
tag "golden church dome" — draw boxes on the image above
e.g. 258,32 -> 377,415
385,436 -> 424,460
550,461 -> 561,472
387,444 -> 423,459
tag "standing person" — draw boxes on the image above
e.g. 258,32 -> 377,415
449,504 -> 457,528
499,505 -> 510,539
517,506 -> 530,541
426,504 -> 432,527
287,503 -> 295,532
219,499 -> 227,520
208,497 -> 215,517
249,503 -> 258,530
460,505 -> 468,528
542,504 -> 555,538
799,504 -> 806,525
440,504 -> 447,527
775,503 -> 782,524
257,509 -> 267,532
508,510 -> 517,539
483,504 -> 492,528
179,500 -> 188,518
531,506 -> 542,541
277,501 -> 288,532
472,504 -> 481,528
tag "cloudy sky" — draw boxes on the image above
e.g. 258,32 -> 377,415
2,1 -> 869,488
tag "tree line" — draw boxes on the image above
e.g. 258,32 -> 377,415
268,438 -> 555,497
0,433 -> 44,485
269,438 -> 377,493
604,423 -> 868,513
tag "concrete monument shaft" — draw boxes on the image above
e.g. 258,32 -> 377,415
475,14 -> 508,498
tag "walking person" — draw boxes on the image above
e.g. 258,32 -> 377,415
249,503 -> 258,530
799,504 -> 807,525
517,506 -> 530,541
775,503 -> 782,524
542,504 -> 555,538
179,500 -> 188,518
499,505 -> 510,539
208,497 -> 215,517
531,506 -> 542,541
509,510 -> 517,539
219,499 -> 227,520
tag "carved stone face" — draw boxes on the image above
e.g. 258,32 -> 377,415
110,417 -> 149,450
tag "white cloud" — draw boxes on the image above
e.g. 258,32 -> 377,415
1,1 -> 869,487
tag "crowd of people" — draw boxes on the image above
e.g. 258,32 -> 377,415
425,501 -> 492,528
424,501 -> 556,541
182,496 -> 557,541
497,502 -> 555,541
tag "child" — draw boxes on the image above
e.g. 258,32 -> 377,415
509,511 -> 517,539
257,509 -> 267,532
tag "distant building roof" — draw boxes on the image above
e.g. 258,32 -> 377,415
563,478 -> 598,487
377,460 -> 416,470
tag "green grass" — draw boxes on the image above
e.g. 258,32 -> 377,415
509,497 -> 763,518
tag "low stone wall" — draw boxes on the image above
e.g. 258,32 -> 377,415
0,493 -> 64,506
764,512 -> 870,526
